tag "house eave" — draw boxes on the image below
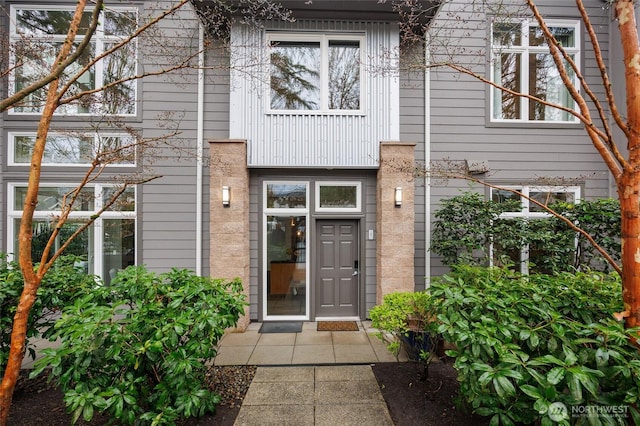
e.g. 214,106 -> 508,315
190,0 -> 442,28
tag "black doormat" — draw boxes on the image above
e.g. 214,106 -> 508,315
317,321 -> 359,331
259,321 -> 303,333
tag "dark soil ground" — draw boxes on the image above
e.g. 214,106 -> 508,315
8,361 -> 490,425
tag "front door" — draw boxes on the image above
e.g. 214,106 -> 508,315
315,220 -> 359,317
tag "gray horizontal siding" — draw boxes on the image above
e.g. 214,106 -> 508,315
428,0 -> 614,277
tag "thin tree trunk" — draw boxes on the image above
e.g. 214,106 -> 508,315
0,1 -> 88,421
619,170 -> 640,331
616,0 -> 640,331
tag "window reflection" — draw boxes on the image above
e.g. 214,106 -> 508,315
266,215 -> 306,316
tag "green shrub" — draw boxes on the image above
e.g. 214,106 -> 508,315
432,265 -> 639,425
370,291 -> 439,370
0,254 -> 96,370
555,199 -> 621,272
431,191 -> 621,274
33,266 -> 246,425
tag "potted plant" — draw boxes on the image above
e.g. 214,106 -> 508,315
370,291 -> 440,379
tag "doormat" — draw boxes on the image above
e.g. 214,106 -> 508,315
317,321 -> 359,332
259,321 -> 303,333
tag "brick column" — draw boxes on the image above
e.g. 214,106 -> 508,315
376,142 -> 416,304
209,140 -> 250,331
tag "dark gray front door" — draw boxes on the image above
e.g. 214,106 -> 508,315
315,220 -> 359,317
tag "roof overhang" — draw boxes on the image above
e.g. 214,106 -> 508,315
190,0 -> 442,36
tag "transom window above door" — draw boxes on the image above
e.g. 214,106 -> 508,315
316,182 -> 361,212
267,32 -> 364,113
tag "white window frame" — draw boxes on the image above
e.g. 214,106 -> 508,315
8,131 -> 137,167
266,32 -> 365,115
315,181 -> 362,212
490,19 -> 580,123
8,5 -> 138,116
7,183 -> 137,281
262,180 -> 309,321
490,185 -> 581,273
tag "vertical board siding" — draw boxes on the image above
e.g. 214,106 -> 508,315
230,21 -> 400,168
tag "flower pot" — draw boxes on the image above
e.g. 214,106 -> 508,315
401,330 -> 432,361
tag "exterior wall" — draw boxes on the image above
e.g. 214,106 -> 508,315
0,1 -> 210,276
400,65 -> 427,290
377,142 -> 416,302
230,20 -> 400,168
428,0 -> 615,277
209,140 -> 250,329
138,1 -> 202,273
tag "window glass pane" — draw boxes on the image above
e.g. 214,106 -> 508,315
493,53 -> 521,119
14,186 -> 95,211
104,11 -> 137,37
97,135 -> 136,164
14,42 -> 95,114
103,187 -> 136,211
16,9 -> 93,36
270,41 -> 321,110
492,189 -> 522,209
319,185 -> 358,208
328,40 -> 360,110
266,215 -> 306,316
266,183 -> 307,208
17,219 -> 94,273
529,191 -> 575,212
102,42 -> 137,114
14,135 -> 93,164
529,26 -> 575,48
529,54 -> 575,121
103,219 -> 135,285
12,7 -> 137,116
493,23 -> 521,46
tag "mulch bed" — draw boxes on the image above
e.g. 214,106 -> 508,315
8,362 -> 490,425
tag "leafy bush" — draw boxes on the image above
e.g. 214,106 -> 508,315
0,254 -> 96,370
33,266 -> 246,425
431,191 -> 621,273
431,191 -> 522,266
555,199 -> 621,272
370,292 -> 434,358
432,265 -> 640,425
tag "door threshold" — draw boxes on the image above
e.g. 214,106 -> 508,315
314,316 -> 361,322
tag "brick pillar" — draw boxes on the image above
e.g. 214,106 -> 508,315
209,140 -> 250,331
376,142 -> 416,304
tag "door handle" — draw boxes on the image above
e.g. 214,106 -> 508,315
352,271 -> 359,276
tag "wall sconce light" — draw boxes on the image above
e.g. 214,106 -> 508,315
222,186 -> 230,207
394,187 -> 402,207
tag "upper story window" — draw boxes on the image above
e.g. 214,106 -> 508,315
490,20 -> 580,123
268,32 -> 364,113
9,5 -> 138,115
9,132 -> 136,166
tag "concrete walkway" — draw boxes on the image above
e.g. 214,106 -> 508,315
214,320 -> 405,365
216,321 -> 402,425
233,365 -> 394,426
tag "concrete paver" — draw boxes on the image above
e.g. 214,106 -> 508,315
214,320 -> 407,366
234,365 -> 394,426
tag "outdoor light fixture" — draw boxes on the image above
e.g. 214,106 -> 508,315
394,187 -> 402,207
222,186 -> 230,207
